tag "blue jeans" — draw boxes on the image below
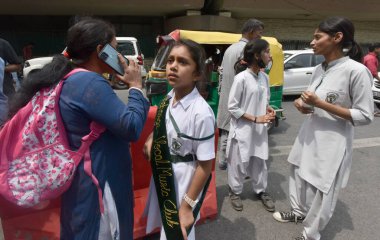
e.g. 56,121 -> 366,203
0,58 -> 8,126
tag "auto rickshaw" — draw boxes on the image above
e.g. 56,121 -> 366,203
146,29 -> 285,128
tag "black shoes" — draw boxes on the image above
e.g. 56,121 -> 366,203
229,189 -> 276,212
257,192 -> 275,212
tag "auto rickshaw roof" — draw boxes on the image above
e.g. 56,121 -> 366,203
159,29 -> 282,48
169,29 -> 240,44
155,29 -> 284,86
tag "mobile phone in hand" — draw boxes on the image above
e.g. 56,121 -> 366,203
98,43 -> 129,75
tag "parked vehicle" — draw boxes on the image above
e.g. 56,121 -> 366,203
372,73 -> 380,108
112,37 -> 147,89
23,37 -> 147,89
146,29 -> 284,129
23,57 -> 55,77
283,49 -> 324,95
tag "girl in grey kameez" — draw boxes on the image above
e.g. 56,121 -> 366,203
227,39 -> 276,212
273,17 -> 374,240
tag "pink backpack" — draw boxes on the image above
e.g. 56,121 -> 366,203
0,68 -> 107,213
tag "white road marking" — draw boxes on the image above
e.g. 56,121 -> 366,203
270,137 -> 380,157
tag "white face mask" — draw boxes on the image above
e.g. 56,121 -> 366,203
265,60 -> 273,72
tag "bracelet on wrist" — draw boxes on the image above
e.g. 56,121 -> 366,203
183,193 -> 198,208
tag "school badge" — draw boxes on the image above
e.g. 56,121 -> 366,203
325,92 -> 339,104
171,138 -> 182,152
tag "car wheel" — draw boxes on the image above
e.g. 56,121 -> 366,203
376,102 -> 380,109
113,80 -> 129,90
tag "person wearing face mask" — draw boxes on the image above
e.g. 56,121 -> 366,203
216,19 -> 264,171
273,17 -> 373,240
226,39 -> 276,212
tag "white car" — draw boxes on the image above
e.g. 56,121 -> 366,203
114,37 -> 147,89
23,37 -> 147,89
23,57 -> 55,77
283,49 -> 324,96
372,73 -> 380,108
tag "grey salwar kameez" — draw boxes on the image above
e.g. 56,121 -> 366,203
287,57 -> 374,240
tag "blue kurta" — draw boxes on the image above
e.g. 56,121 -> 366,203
59,71 -> 149,239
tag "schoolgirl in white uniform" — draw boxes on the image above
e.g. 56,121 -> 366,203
273,17 -> 374,240
226,39 -> 276,212
143,39 -> 215,240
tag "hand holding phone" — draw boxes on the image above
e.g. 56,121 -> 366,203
99,43 -> 142,89
116,54 -> 143,89
98,43 -> 129,75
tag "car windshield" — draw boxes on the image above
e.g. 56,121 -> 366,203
151,45 -> 171,71
117,42 -> 136,56
284,53 -> 294,61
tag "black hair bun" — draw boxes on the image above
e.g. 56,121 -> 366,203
234,59 -> 248,74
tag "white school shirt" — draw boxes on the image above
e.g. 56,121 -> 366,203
226,69 -> 271,162
145,87 -> 215,234
288,57 -> 374,194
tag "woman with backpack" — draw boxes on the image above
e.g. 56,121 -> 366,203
9,17 -> 149,240
272,17 -> 374,240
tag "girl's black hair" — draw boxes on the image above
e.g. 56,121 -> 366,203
168,39 -> 206,77
9,17 -> 115,117
167,39 -> 208,93
318,16 -> 363,62
235,39 -> 269,74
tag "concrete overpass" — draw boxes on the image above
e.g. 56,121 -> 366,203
2,0 -> 380,21
1,0 -> 379,57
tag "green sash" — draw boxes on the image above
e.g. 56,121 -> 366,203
150,96 -> 212,240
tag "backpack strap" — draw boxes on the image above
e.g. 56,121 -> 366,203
77,122 -> 106,213
63,68 -> 89,79
64,68 -> 107,214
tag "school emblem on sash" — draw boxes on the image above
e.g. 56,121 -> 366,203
172,138 -> 182,152
325,92 -> 339,104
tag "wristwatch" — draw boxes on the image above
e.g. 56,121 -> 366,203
183,193 -> 199,208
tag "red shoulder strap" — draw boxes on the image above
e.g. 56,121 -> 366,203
63,68 -> 89,79
65,69 -> 107,213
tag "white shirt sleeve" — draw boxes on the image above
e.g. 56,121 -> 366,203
193,107 -> 215,161
264,73 -> 271,104
228,74 -> 245,119
349,67 -> 374,126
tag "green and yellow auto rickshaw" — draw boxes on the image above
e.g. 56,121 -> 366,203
146,29 -> 285,128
